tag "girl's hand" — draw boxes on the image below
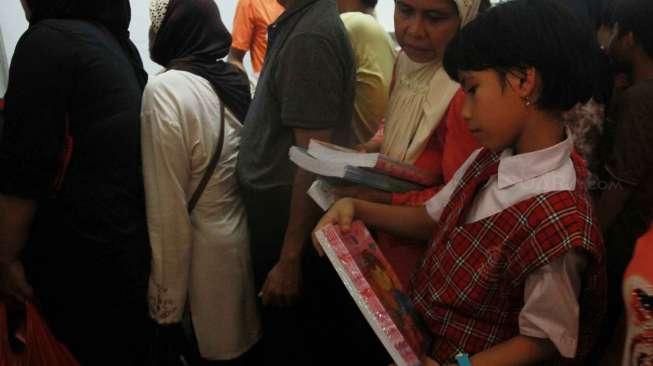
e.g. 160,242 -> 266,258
312,198 -> 355,256
356,139 -> 382,153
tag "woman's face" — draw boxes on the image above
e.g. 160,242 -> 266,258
20,0 -> 32,21
394,0 -> 460,63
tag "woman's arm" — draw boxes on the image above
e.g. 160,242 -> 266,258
0,26 -> 75,304
141,82 -> 194,324
0,194 -> 36,304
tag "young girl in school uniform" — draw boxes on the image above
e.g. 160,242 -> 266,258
313,0 -> 606,364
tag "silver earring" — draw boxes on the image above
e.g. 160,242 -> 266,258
524,97 -> 532,107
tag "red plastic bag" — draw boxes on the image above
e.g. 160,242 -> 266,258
0,303 -> 79,366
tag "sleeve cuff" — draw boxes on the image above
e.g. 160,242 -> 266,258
519,326 -> 578,358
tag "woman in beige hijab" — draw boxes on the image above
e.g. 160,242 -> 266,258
380,0 -> 480,162
340,0 -> 483,284
358,0 -> 482,199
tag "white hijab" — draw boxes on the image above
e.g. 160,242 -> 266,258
382,0 -> 481,163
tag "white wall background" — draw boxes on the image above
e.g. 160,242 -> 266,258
0,0 -> 397,88
0,25 -> 8,96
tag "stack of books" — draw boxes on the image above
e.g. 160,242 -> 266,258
290,140 -> 436,209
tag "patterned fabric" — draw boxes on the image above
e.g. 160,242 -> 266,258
149,0 -> 170,35
563,99 -> 605,186
409,148 -> 606,364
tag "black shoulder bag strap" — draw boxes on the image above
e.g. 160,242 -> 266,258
187,101 -> 226,213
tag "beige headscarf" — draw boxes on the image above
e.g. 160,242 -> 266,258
381,0 -> 481,163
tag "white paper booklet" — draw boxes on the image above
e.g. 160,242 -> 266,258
308,179 -> 336,211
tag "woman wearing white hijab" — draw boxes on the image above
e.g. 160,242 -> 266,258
381,0 -> 481,165
338,0 -> 483,285
354,0 -> 482,203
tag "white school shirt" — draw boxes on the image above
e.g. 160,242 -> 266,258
425,134 -> 586,358
141,70 -> 261,360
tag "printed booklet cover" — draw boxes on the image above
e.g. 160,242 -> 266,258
314,221 -> 430,366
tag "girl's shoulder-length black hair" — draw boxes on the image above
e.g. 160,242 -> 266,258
443,0 -> 601,112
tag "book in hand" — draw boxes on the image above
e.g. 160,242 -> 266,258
314,221 -> 430,366
308,139 -> 438,186
289,146 -> 423,193
308,179 -> 336,211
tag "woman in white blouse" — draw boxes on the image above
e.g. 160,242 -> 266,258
142,0 -> 260,363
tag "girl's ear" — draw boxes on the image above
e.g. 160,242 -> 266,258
515,67 -> 539,100
506,67 -> 540,105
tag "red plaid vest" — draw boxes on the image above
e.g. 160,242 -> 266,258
409,148 -> 606,364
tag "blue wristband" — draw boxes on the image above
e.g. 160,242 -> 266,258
455,353 -> 472,366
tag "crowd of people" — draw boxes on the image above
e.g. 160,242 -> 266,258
0,0 -> 651,365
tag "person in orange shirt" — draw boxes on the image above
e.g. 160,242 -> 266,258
228,0 -> 284,78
